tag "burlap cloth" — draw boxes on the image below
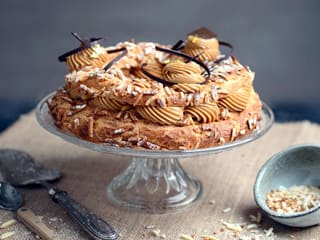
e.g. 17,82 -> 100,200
0,111 -> 319,240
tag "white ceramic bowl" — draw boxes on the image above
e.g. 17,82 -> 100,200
254,144 -> 320,227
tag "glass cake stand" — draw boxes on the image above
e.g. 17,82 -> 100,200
36,92 -> 274,213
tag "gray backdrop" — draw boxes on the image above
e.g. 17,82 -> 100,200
0,0 -> 319,108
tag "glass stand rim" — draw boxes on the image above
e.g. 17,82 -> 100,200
36,92 -> 274,159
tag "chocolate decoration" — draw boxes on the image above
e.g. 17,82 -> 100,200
58,33 -> 104,62
141,46 -> 211,86
171,40 -> 185,50
71,32 -> 84,43
169,39 -> 233,64
103,47 -> 128,72
156,46 -> 211,82
188,27 -> 217,39
71,32 -> 105,48
186,52 -> 203,63
215,41 -> 234,64
106,47 -> 127,54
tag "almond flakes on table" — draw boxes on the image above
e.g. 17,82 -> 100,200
0,231 -> 15,240
0,220 -> 17,229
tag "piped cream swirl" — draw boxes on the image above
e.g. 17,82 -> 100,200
163,60 -> 205,84
66,44 -> 109,72
133,60 -> 164,80
218,85 -> 253,112
136,106 -> 184,125
185,103 -> 220,123
172,83 -> 204,93
184,35 -> 220,61
90,96 -> 127,111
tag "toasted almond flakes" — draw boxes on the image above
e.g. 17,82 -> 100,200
249,212 -> 262,224
0,231 -> 15,239
246,224 -> 258,230
200,235 -> 220,240
250,229 -> 259,234
264,227 -> 274,237
256,212 -> 262,223
218,137 -> 225,145
160,233 -> 166,239
247,118 -> 254,129
239,236 -> 251,240
88,117 -> 94,138
49,217 -> 58,222
180,234 -> 194,240
221,221 -> 242,232
222,207 -> 231,213
266,185 -> 320,214
145,225 -> 155,229
0,219 -> 17,229
254,235 -> 261,240
239,129 -> 246,135
151,229 -> 161,237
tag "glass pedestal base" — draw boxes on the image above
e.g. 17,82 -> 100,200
106,158 -> 202,213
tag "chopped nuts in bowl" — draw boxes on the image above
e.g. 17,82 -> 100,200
254,144 -> 320,227
266,185 -> 320,214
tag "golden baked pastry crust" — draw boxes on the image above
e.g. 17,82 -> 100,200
49,88 -> 261,150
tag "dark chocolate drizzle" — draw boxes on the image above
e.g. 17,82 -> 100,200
58,32 -> 104,62
141,46 -> 211,86
57,33 -> 128,72
71,32 -> 84,43
103,47 -> 128,72
141,62 -> 174,86
171,40 -> 185,51
170,39 -> 234,64
215,41 -> 234,64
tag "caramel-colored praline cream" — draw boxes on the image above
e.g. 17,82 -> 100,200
218,85 -> 253,112
172,83 -> 204,93
185,103 -> 220,123
184,35 -> 220,61
90,96 -> 126,111
136,106 -> 184,125
163,60 -> 205,84
132,60 -> 164,80
135,102 -> 220,126
66,44 -> 109,72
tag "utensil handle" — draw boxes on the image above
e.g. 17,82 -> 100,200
17,208 -> 56,240
52,191 -> 118,240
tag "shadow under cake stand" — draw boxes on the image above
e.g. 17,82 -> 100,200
36,93 -> 274,213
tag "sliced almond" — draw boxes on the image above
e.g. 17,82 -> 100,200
180,234 -> 194,240
0,231 -> 15,239
200,234 -> 220,240
0,219 -> 17,229
151,229 -> 161,237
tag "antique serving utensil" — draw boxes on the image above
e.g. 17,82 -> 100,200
0,181 -> 56,239
0,149 -> 118,240
0,181 -> 23,211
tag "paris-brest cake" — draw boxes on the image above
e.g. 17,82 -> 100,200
49,27 -> 261,150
